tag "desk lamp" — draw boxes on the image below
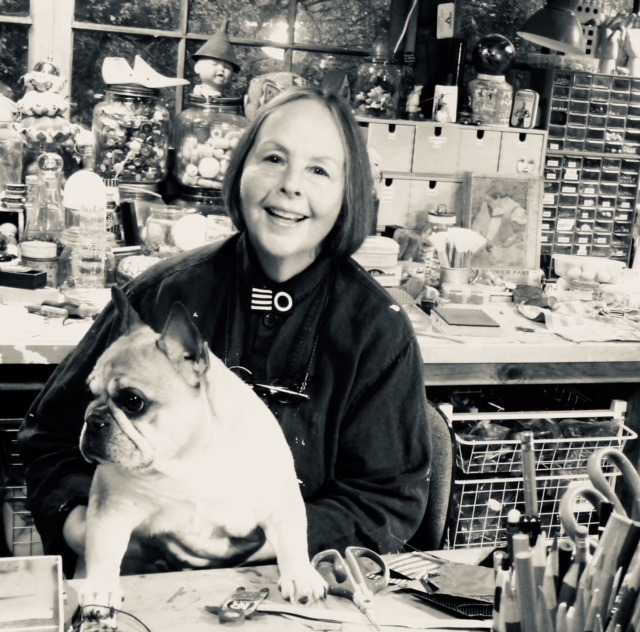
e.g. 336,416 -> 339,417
517,0 -> 586,55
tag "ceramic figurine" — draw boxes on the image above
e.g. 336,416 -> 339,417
192,19 -> 240,98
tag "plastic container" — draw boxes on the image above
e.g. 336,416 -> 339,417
59,228 -> 115,289
76,175 -> 108,288
173,94 -> 247,190
171,185 -> 227,216
92,85 -> 171,184
20,240 -> 59,287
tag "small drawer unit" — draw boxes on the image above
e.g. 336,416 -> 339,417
439,396 -> 634,549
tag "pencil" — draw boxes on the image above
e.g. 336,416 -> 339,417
533,530 -> 547,590
515,551 -> 539,632
558,527 -> 589,608
537,585 -> 555,632
607,547 -> 640,632
556,602 -> 568,632
503,575 -> 522,632
557,539 -> 574,587
520,431 -> 538,518
506,508 -> 522,563
542,542 -> 558,622
513,533 -> 531,558
493,553 -> 509,632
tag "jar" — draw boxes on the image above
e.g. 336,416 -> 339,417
20,240 -> 59,287
118,183 -> 165,244
468,74 -> 513,127
352,39 -> 402,119
422,207 -> 456,287
59,228 -> 115,289
171,186 -> 226,216
173,94 -> 247,190
92,85 -> 171,185
142,206 -> 188,258
0,121 -> 23,196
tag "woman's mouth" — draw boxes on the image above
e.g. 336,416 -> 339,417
266,207 -> 306,224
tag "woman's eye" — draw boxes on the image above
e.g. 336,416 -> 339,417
264,154 -> 283,164
311,166 -> 329,177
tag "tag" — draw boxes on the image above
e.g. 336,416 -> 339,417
206,587 -> 269,625
437,3 -> 455,39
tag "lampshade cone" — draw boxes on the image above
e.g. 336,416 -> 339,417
518,4 -> 586,55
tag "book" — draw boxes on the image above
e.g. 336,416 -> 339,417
431,306 -> 501,337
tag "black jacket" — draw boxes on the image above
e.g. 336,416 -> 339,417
18,233 -> 431,575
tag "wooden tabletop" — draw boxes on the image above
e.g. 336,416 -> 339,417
67,549 -> 492,631
2,299 -> 639,386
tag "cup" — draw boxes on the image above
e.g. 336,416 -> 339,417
440,266 -> 471,285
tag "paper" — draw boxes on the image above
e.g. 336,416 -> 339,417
102,56 -> 189,88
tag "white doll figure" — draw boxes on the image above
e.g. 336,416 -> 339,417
192,19 -> 240,98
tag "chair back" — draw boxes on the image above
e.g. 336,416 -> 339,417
407,400 -> 455,551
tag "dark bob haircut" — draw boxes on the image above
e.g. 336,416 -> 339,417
222,85 -> 374,260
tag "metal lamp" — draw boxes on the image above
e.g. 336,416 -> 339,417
517,0 -> 586,55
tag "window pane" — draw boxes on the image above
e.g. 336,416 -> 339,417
0,0 -> 29,17
184,39 -> 282,103
75,0 -> 181,31
292,51 -> 360,91
71,31 -> 182,127
189,0 -> 289,40
0,24 -> 29,99
296,0 -> 390,48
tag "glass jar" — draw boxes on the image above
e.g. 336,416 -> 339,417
118,183 -> 165,244
173,94 -> 247,190
92,85 -> 171,185
172,186 -> 226,216
468,74 -> 513,127
0,121 -> 23,196
352,39 -> 402,119
142,206 -> 188,258
422,206 -> 456,287
59,228 -> 115,290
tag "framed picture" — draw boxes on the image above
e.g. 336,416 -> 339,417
463,172 -> 543,271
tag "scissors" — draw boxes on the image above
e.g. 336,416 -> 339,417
311,546 -> 389,630
587,447 -> 640,522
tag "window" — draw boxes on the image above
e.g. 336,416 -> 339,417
1,0 -> 394,128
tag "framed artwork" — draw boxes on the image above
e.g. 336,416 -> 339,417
463,172 -> 543,272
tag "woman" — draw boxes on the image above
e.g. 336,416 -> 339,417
18,86 -> 431,577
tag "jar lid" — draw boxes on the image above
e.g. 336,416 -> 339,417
186,93 -> 243,108
107,84 -> 159,98
20,240 -> 57,259
428,212 -> 456,225
178,185 -> 223,202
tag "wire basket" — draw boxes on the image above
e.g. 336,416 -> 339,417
1,423 -> 43,556
440,400 -> 635,475
448,472 -> 615,549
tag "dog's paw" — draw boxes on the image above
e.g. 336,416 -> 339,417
77,580 -> 124,620
278,564 -> 328,604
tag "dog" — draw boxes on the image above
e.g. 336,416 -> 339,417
78,287 -> 326,612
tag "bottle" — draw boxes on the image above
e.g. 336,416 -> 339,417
21,153 -> 65,256
0,103 -> 23,197
76,174 -> 108,288
62,145 -> 100,229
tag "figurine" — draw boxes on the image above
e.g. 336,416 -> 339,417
192,19 -> 240,98
406,84 -> 423,120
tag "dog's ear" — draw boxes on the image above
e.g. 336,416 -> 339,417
111,286 -> 145,335
156,302 -> 209,386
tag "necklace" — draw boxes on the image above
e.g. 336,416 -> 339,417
223,270 -> 334,404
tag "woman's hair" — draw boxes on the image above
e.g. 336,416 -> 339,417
222,85 -> 374,259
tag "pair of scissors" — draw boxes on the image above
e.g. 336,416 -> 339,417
311,546 -> 389,630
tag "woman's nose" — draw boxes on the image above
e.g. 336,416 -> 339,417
279,165 -> 302,197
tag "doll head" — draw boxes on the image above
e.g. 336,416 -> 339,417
192,19 -> 240,98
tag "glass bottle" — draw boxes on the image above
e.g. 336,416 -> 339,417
352,37 -> 402,119
142,206 -> 188,258
21,153 -> 65,256
173,94 -> 247,190
0,119 -> 24,197
92,84 -> 171,185
76,173 -> 108,288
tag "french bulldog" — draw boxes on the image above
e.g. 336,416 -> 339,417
78,287 -> 326,612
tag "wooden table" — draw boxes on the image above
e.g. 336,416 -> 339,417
67,549 -> 492,631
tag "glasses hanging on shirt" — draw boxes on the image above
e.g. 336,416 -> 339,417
229,365 -> 310,405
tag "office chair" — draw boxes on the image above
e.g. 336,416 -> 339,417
407,400 -> 456,551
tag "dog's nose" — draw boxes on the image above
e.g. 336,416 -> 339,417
86,412 -> 110,431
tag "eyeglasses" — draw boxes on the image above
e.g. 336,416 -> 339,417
229,366 -> 310,405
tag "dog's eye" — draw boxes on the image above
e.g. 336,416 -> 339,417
116,389 -> 147,416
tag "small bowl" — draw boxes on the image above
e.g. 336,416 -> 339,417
552,254 -> 625,284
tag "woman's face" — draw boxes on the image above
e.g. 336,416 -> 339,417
239,98 -> 346,282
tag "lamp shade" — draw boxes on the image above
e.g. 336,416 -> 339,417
517,0 -> 586,55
